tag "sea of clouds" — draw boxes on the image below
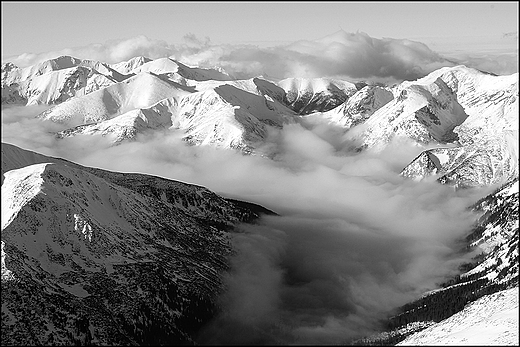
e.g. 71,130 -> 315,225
2,30 -> 509,343
1,102 -> 490,344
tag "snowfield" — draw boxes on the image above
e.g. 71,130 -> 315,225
398,287 -> 519,346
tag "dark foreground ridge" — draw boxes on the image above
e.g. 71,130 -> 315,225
1,142 -> 273,345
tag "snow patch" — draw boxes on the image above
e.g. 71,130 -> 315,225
398,287 -> 519,345
74,213 -> 93,242
1,241 -> 15,281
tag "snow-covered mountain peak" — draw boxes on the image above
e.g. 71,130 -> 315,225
20,65 -> 117,105
2,55 -> 83,85
79,59 -> 128,82
399,66 -> 518,187
37,71 -> 192,127
278,77 -> 358,114
130,57 -> 179,75
130,57 -> 233,82
56,96 -> 179,143
173,85 -> 295,150
350,75 -> 468,151
1,163 -> 48,231
320,84 -> 394,128
45,55 -> 83,70
109,56 -> 152,74
415,65 -> 518,107
399,76 -> 457,105
41,70 -> 295,150
1,56 -> 133,105
185,76 -> 287,104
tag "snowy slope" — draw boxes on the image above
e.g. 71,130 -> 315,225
1,56 -> 129,105
374,178 -> 519,346
16,66 -> 117,105
173,84 -> 296,151
401,144 -> 518,188
399,67 -> 518,187
0,143 -> 270,345
37,72 -> 192,127
188,76 -> 288,104
56,97 -> 178,143
320,85 -> 394,128
278,77 -> 358,114
48,76 -> 296,151
131,57 -> 233,81
350,77 -> 468,151
2,56 -> 83,85
79,59 -> 129,82
397,287 -> 519,346
109,56 -> 152,75
465,179 -> 519,284
401,146 -> 468,182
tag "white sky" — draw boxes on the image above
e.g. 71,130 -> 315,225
1,1 -> 518,58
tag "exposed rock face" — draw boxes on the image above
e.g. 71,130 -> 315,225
1,84 -> 27,105
278,77 -> 358,114
44,75 -> 296,151
174,84 -> 296,151
320,85 -> 394,128
0,143 -> 272,345
466,179 -> 519,285
351,77 -> 469,151
109,56 -> 152,75
399,67 -> 518,188
401,147 -> 466,182
37,72 -> 191,127
129,57 -> 233,82
399,145 -> 516,189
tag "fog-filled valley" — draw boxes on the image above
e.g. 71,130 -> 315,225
1,19 -> 518,345
0,95 -> 508,343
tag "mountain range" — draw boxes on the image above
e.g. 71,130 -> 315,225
2,54 -> 518,345
3,55 -> 517,187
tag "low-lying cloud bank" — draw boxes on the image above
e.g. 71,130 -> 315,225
1,105 -> 488,343
4,31 -> 517,83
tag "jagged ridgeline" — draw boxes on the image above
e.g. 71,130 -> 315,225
3,55 -> 517,189
0,143 -> 275,345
